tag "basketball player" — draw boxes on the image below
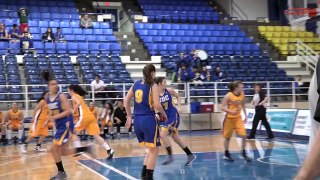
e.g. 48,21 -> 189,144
0,110 -> 6,144
6,102 -> 24,143
155,77 -> 196,166
21,91 -> 52,153
221,81 -> 251,162
100,102 -> 114,137
124,64 -> 168,180
89,102 -> 99,120
68,84 -> 114,159
42,71 -> 93,180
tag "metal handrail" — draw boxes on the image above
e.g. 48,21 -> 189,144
296,39 -> 319,71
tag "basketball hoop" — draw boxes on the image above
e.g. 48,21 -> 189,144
284,8 -> 311,31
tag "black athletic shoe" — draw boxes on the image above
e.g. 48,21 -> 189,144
240,153 -> 252,162
247,136 -> 255,139
106,149 -> 114,160
223,153 -> 234,162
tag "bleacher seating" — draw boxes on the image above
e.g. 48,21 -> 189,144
0,0 -> 121,54
138,0 -> 219,23
258,26 -> 319,56
135,23 -> 259,55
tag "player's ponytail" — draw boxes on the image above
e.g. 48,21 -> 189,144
69,84 -> 87,96
37,90 -> 48,103
143,64 -> 156,86
155,77 -> 165,85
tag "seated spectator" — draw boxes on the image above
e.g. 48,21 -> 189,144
214,66 -> 224,81
114,100 -> 131,138
42,27 -> 54,42
91,75 -> 106,104
0,23 -> 8,39
100,102 -> 114,138
8,24 -> 21,39
55,27 -> 64,41
20,30 -> 33,54
6,103 -> 24,144
179,64 -> 195,82
80,15 -> 92,28
194,66 -> 210,84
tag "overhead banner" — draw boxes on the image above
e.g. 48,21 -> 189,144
292,110 -> 311,136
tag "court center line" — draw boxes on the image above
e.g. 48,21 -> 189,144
81,153 -> 138,180
76,161 -> 109,180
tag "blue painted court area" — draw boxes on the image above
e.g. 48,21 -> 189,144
78,141 -> 308,180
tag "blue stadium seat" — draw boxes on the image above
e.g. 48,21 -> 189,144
89,43 -> 100,54
100,43 -> 110,54
70,21 -> 79,28
0,42 -> 9,54
60,21 -> 70,28
49,21 -> 60,28
94,29 -> 104,35
72,28 -> 82,35
67,43 -> 78,54
92,22 -> 100,29
100,23 -> 110,29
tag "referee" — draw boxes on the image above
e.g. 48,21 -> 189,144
247,84 -> 274,140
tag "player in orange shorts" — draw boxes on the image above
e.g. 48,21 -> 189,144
100,102 -> 114,137
68,84 -> 114,159
221,81 -> 251,162
0,111 -> 6,144
6,102 -> 24,143
21,91 -> 51,153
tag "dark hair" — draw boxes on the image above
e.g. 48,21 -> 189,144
143,64 -> 156,86
105,102 -> 114,115
37,91 -> 48,103
57,27 -> 61,29
95,74 -> 100,79
41,70 -> 56,83
254,83 -> 261,88
155,77 -> 165,85
13,24 -> 17,27
69,84 -> 87,96
229,80 -> 243,92
117,99 -> 123,103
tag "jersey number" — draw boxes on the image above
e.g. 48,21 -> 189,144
135,90 -> 143,103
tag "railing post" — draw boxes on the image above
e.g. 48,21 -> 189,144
292,81 -> 296,108
25,85 -> 29,112
214,81 -> 218,112
186,82 -> 190,113
266,81 -> 271,107
123,83 -> 126,99
92,87 -> 95,102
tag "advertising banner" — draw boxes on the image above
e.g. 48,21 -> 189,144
292,110 -> 311,136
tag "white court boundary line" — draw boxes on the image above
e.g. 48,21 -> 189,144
257,155 -> 300,167
81,153 -> 138,180
0,163 -> 74,177
76,161 -> 109,180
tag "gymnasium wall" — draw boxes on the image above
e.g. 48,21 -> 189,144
215,0 -> 269,20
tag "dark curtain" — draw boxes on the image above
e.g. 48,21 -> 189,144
268,0 -> 288,25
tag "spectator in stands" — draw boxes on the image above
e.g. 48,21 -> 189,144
80,15 -> 92,28
55,27 -> 64,42
0,23 -> 8,39
214,66 -> 224,81
8,24 -> 21,39
91,75 -> 106,104
194,66 -> 210,84
100,102 -> 114,138
114,100 -> 131,138
18,7 -> 29,33
42,27 -> 54,42
20,30 -> 33,54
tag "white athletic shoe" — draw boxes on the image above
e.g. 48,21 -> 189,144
20,144 -> 27,153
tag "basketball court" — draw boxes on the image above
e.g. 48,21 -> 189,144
0,131 -> 309,179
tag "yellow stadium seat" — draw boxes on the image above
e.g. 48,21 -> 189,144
258,26 -> 266,32
281,32 -> 289,38
266,26 -> 275,32
282,26 -> 291,31
280,38 -> 289,44
274,26 -> 282,32
290,32 -> 298,38
305,32 -> 313,38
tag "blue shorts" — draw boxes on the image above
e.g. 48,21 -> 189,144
161,112 -> 180,135
53,117 -> 74,146
134,115 -> 161,147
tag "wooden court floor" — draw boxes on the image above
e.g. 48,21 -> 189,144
0,133 -> 300,180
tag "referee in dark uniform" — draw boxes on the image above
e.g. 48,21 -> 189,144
247,84 -> 274,139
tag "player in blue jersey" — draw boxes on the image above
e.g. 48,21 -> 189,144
42,71 -> 93,180
155,77 -> 196,166
124,64 -> 168,180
